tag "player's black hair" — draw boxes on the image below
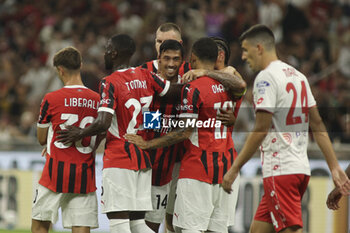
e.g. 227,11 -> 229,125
110,34 -> 136,59
192,37 -> 218,63
239,24 -> 275,50
53,46 -> 81,70
210,36 -> 230,65
159,40 -> 184,58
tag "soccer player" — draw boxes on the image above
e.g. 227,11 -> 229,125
140,22 -> 191,76
327,163 -> 350,210
144,39 -> 184,233
57,34 -> 179,233
222,24 -> 350,233
125,37 -> 247,233
32,47 -> 99,233
212,36 -> 243,229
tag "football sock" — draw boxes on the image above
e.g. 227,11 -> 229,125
109,219 -> 131,233
130,219 -> 154,233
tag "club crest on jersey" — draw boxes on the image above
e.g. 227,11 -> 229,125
256,80 -> 270,88
143,110 -> 161,129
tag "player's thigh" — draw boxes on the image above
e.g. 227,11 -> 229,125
250,220 -> 275,233
145,184 -> 170,224
61,191 -> 98,229
101,167 -> 152,213
262,174 -> 309,232
166,162 -> 180,215
173,179 -> 214,231
32,184 -> 62,224
71,226 -> 91,233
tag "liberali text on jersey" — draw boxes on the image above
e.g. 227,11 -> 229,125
64,97 -> 99,110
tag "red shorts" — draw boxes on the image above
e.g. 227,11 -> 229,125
254,174 -> 309,232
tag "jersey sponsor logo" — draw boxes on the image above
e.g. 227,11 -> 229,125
143,110 -> 161,129
258,88 -> 266,94
211,84 -> 225,93
176,104 -> 193,111
100,98 -> 111,105
257,97 -> 264,104
256,80 -> 270,88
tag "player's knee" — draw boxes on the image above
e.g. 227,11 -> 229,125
280,225 -> 302,233
31,219 -> 50,233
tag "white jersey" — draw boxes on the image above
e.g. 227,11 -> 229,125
253,60 -> 316,178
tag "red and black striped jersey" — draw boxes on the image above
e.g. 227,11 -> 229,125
98,67 -> 170,170
140,60 -> 191,77
178,77 -> 239,184
146,93 -> 183,186
37,85 -> 99,194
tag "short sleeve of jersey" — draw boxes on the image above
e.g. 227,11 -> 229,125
179,83 -> 201,119
37,95 -> 52,128
253,71 -> 276,113
98,78 -> 117,114
147,71 -> 170,97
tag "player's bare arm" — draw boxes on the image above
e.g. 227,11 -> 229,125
125,125 -> 193,150
57,111 -> 113,144
37,127 -> 49,146
222,111 -> 272,193
309,106 -> 350,195
182,68 -> 247,99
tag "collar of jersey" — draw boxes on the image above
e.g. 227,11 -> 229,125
153,60 -> 159,70
63,85 -> 87,89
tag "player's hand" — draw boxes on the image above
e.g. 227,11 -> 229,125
124,134 -> 149,150
222,165 -> 239,194
182,69 -> 207,83
41,147 -> 47,157
56,125 -> 83,144
217,107 -> 235,126
220,66 -> 236,74
326,187 -> 342,210
331,167 -> 350,195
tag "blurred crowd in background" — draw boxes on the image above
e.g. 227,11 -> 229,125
1,0 -> 350,147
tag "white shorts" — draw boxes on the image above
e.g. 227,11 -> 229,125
145,183 -> 170,223
101,168 -> 152,213
32,184 -> 98,229
173,178 -> 237,232
166,162 -> 180,215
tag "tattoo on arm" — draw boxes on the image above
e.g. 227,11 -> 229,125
148,127 -> 192,149
206,70 -> 246,98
